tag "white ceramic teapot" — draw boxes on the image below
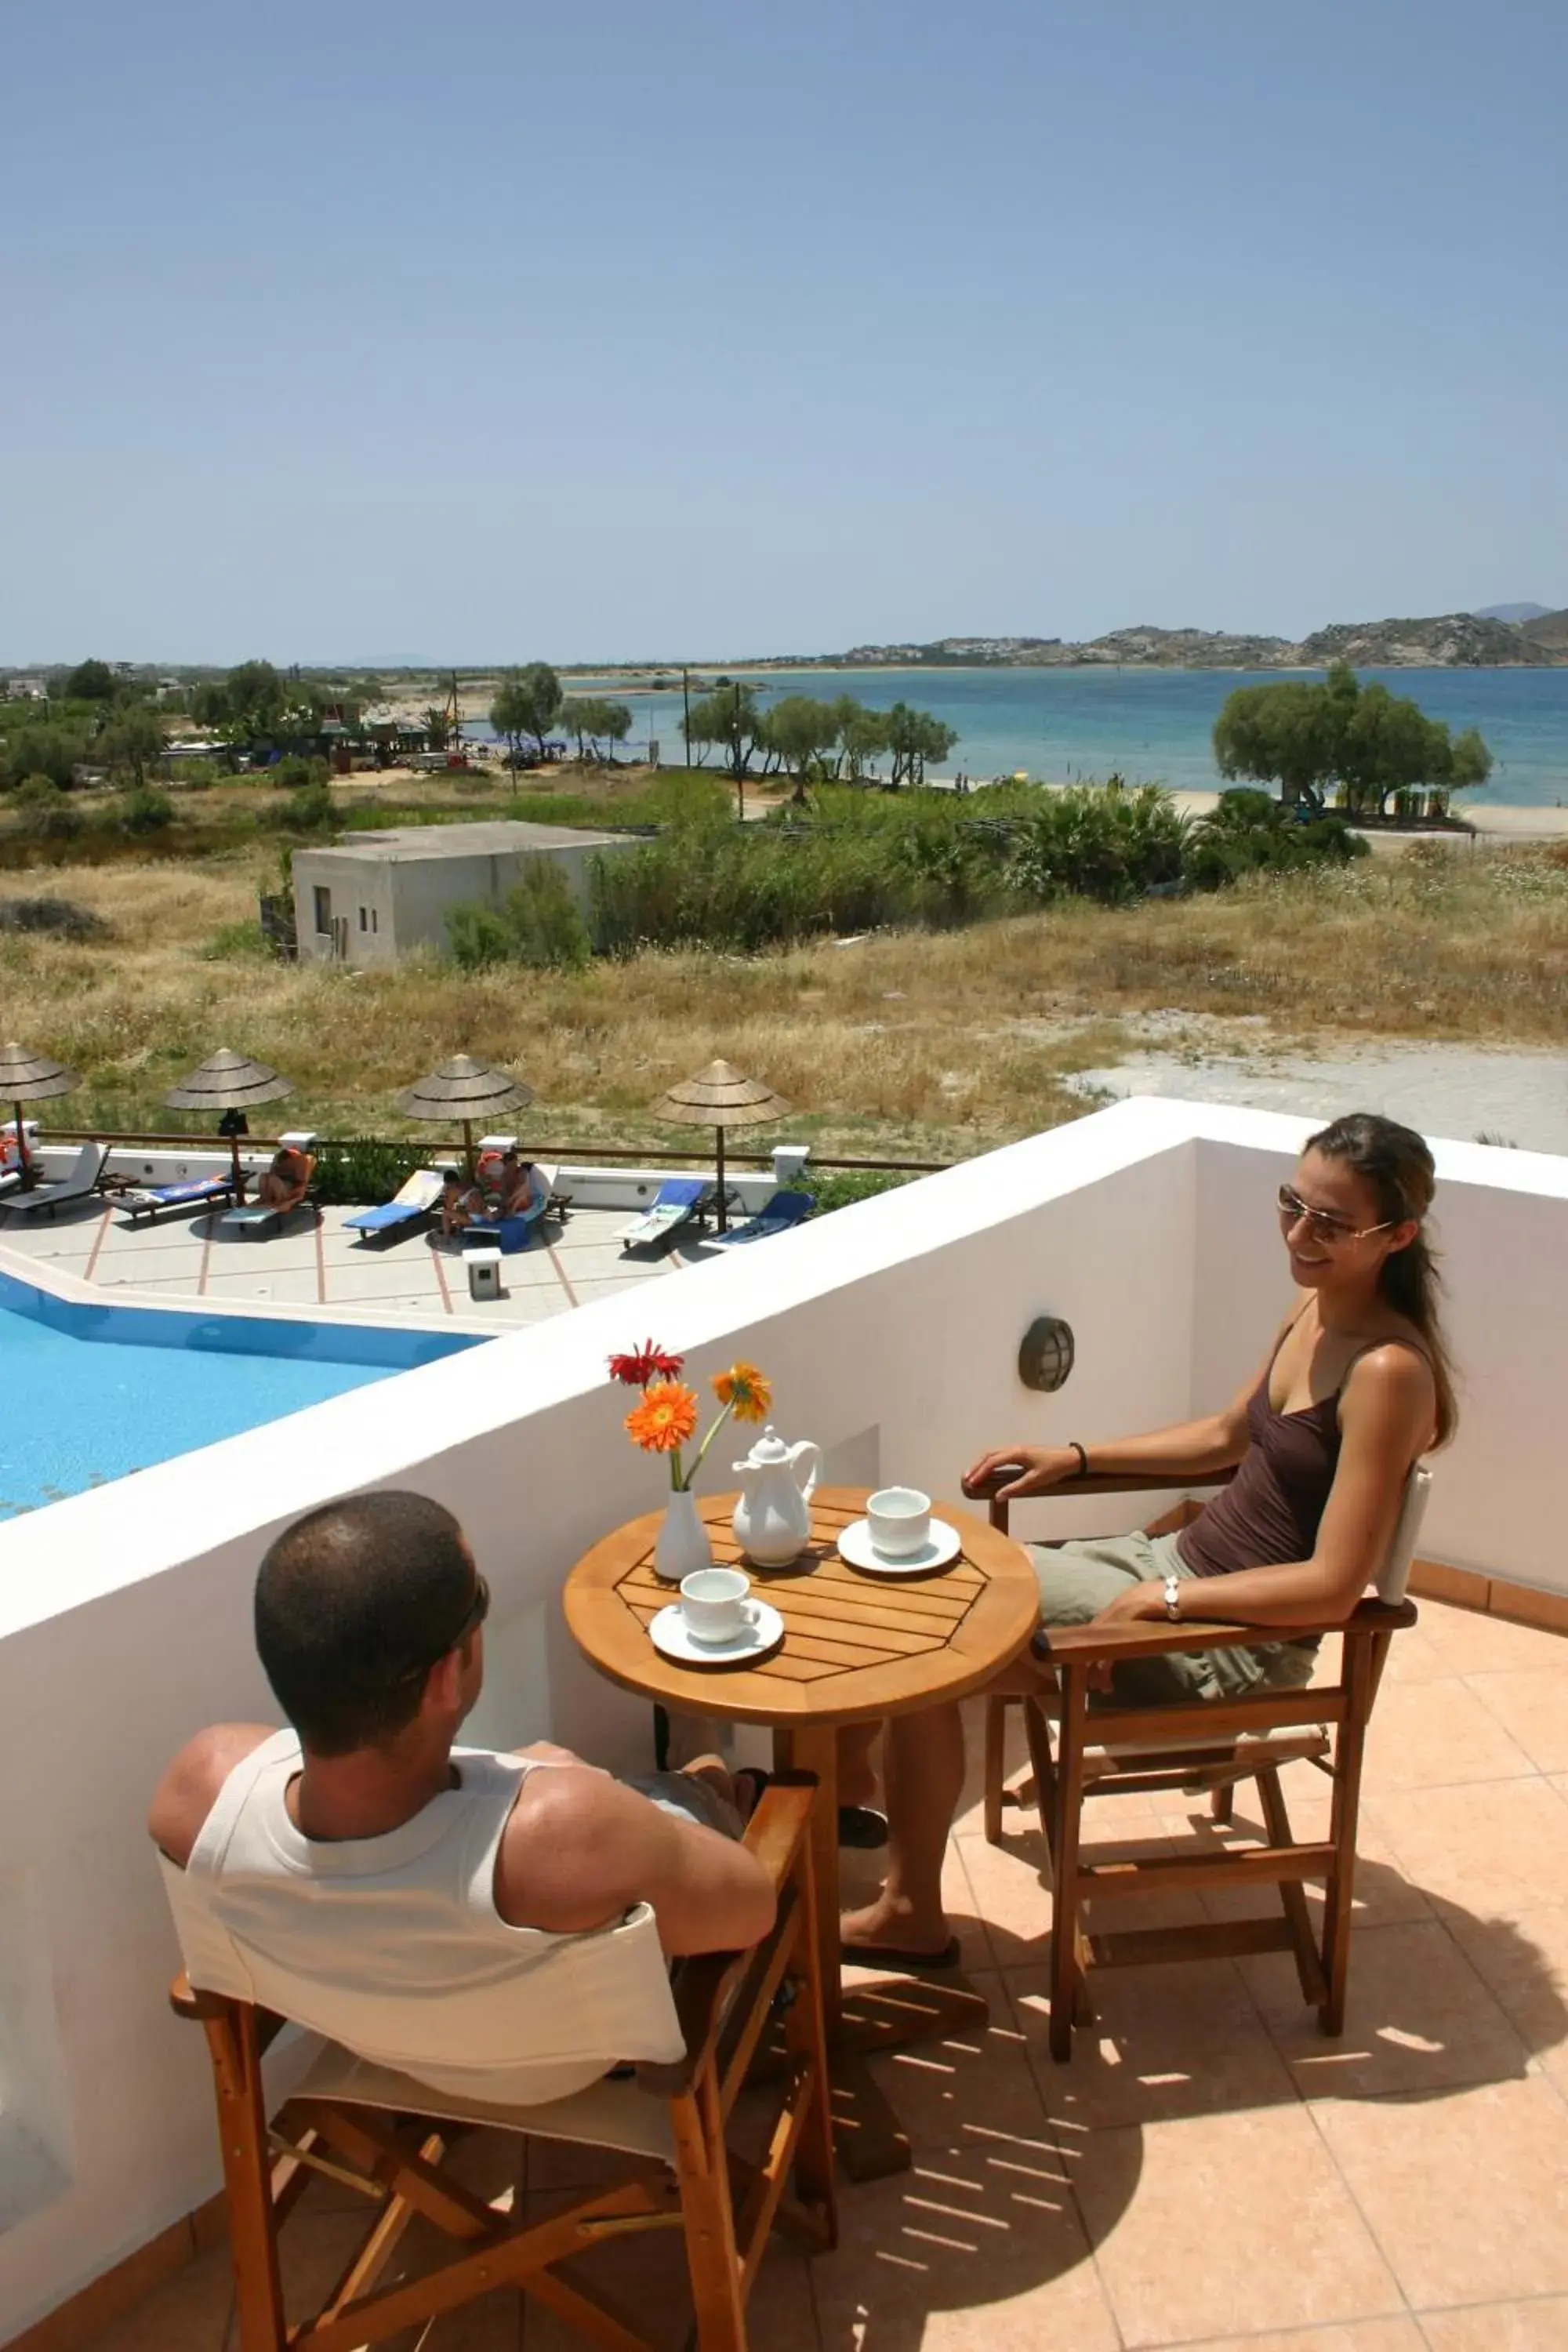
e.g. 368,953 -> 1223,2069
731,1426 -> 822,1566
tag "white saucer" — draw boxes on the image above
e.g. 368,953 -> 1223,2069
837,1517 -> 963,1576
648,1599 -> 785,1665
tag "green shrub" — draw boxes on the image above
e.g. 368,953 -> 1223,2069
271,753 -> 330,790
1004,784 -> 1189,905
281,780 -> 336,832
785,1168 -> 920,1216
313,1136 -> 423,1207
118,784 -> 176,833
445,857 -> 590,971
201,917 -> 274,961
9,774 -> 82,838
1184,788 -> 1367,891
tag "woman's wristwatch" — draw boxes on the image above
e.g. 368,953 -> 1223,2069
1163,1573 -> 1182,1622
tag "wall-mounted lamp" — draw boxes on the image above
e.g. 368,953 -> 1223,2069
1018,1314 -> 1075,1393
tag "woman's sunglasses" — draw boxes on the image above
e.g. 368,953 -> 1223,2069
1276,1183 -> 1397,1247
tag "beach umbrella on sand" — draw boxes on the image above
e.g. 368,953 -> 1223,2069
165,1047 -> 293,1198
651,1060 -> 790,1233
397,1056 -> 535,1177
0,1041 -> 79,1192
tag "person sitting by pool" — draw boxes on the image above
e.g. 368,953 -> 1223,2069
495,1149 -> 546,1219
840,1111 -> 1456,1967
440,1169 -> 485,1236
148,1493 -> 776,2105
256,1145 -> 314,1214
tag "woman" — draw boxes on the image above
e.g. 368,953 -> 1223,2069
840,1110 -> 1457,1966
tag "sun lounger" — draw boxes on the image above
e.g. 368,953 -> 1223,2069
345,1168 -> 445,1241
616,1175 -> 713,1252
706,1189 -> 815,1247
118,1174 -> 238,1226
1,1139 -> 110,1220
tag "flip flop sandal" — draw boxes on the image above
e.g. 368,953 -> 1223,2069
839,1935 -> 964,1972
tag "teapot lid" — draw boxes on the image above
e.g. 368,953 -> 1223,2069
741,1425 -> 791,1463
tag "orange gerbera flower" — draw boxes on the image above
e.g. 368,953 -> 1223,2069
713,1362 -> 772,1423
625,1381 -> 700,1455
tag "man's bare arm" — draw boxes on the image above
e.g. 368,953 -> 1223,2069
148,1724 -> 276,1867
495,1769 -> 776,1955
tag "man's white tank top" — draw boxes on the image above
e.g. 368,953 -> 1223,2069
161,1730 -> 684,2106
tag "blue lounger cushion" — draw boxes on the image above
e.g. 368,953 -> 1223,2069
708,1191 -> 815,1247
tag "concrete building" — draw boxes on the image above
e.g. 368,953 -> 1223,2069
290,819 -> 640,965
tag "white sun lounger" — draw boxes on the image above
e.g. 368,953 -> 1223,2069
345,1168 -> 446,1240
616,1176 -> 711,1252
1,1139 -> 110,1220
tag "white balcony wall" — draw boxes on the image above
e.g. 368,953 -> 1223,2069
0,1098 -> 1561,2336
0,1101 -> 1198,2339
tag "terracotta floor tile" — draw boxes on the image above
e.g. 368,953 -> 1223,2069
1375,1627 -> 1461,1686
1419,1605 -> 1568,1677
1362,1678 -> 1537,1791
945,1822 -> 1053,1965
1437,1903 -> 1568,2085
808,2140 -> 1120,2352
1465,1666 -> 1568,1774
1315,2075 -> 1568,2307
864,1971 -> 1055,2153
1169,2324 -> 1424,2352
1073,2103 -> 1402,2347
1007,1956 -> 1297,2129
78,2245 -> 234,2352
1239,1917 -> 1530,2097
1192,1802 -> 1432,1932
1374,1779 -> 1568,1921
1417,2297 -> 1568,2349
521,2200 -> 815,2352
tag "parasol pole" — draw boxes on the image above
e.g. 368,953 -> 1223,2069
12,1097 -> 31,1191
229,1129 -> 245,1200
714,1123 -> 728,1231
463,1118 -> 475,1178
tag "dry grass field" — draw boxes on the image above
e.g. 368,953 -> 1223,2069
2,838 -> 1564,1159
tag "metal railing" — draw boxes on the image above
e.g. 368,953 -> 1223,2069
43,1126 -> 953,1175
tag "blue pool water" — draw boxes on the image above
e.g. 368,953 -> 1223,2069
0,1273 -> 487,1519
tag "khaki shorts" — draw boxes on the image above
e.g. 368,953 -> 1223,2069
1033,1528 -> 1319,1708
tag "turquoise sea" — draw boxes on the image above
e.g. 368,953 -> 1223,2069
567,666 -> 1568,808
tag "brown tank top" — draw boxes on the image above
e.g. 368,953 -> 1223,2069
1177,1326 -> 1427,1580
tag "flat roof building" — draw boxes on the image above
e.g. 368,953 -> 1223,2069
290,819 -> 639,966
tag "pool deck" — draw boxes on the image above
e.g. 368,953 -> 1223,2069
0,1196 -> 716,1329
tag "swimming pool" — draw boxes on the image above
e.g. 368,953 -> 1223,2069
0,1271 -> 488,1518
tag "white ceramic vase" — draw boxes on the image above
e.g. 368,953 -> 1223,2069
653,1486 -> 714,1583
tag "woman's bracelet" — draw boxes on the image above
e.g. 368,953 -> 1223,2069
1067,1440 -> 1089,1479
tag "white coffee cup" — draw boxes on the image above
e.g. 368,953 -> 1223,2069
866,1486 -> 932,1557
679,1566 -> 753,1644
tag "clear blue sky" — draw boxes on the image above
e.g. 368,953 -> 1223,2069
3,0 -> 1565,663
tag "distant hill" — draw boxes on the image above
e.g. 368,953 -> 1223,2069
1473,602 -> 1552,622
1521,608 -> 1568,655
833,612 -> 1565,670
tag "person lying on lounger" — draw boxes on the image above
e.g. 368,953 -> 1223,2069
840,1110 -> 1455,1969
256,1145 -> 314,1214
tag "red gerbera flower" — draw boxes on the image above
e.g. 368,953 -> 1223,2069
608,1338 -> 685,1388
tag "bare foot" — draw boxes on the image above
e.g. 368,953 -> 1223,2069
840,1893 -> 953,1958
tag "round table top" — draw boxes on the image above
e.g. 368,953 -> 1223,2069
563,1486 -> 1040,1729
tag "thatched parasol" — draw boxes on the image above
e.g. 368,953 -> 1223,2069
651,1060 -> 789,1232
164,1048 -> 293,1196
0,1041 -> 79,1192
397,1056 -> 535,1175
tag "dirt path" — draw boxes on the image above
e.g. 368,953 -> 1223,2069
1070,1035 -> 1568,1153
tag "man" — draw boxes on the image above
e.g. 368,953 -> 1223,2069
495,1149 -> 546,1220
439,1168 -> 484,1236
151,1493 -> 775,2093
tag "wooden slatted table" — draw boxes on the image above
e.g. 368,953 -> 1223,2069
564,1486 -> 1039,2178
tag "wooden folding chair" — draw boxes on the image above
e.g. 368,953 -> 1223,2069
172,1777 -> 836,2352
978,1468 -> 1427,2061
